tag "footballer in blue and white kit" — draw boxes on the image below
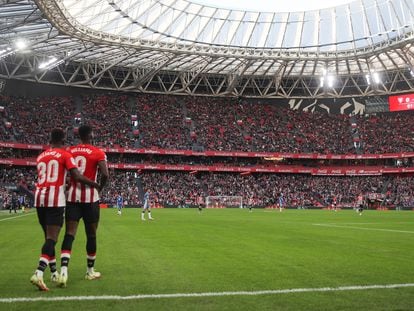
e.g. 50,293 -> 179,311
116,194 -> 124,215
278,193 -> 285,212
141,189 -> 154,220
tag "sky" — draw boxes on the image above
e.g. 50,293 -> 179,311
190,0 -> 356,12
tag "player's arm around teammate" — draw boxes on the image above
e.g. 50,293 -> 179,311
30,128 -> 99,292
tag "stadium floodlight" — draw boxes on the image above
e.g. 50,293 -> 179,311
319,76 -> 324,87
38,57 -> 64,70
320,68 -> 334,88
372,72 -> 381,84
327,75 -> 335,88
15,39 -> 27,51
365,74 -> 371,85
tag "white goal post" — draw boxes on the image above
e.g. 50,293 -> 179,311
205,196 -> 243,208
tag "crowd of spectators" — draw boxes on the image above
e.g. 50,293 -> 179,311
386,176 -> 414,207
107,154 -> 269,166
0,91 -> 413,213
0,95 -> 75,144
1,93 -> 414,154
0,167 -> 36,188
0,188 -> 11,209
135,95 -> 191,149
82,95 -> 133,148
137,172 -> 396,207
185,97 -> 246,151
356,112 -> 414,153
0,126 -> 14,142
0,148 -> 409,169
99,170 -> 141,206
0,148 -> 38,159
3,166 -> 411,208
0,167 -> 36,209
102,171 -> 413,208
186,100 -> 351,153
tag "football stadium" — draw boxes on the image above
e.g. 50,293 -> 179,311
1,0 -> 414,309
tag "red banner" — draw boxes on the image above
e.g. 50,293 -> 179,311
0,142 -> 45,150
0,158 -> 36,166
0,141 -> 414,160
1,157 -> 414,176
389,93 -> 414,112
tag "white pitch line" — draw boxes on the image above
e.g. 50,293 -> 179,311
332,222 -> 414,225
0,212 -> 34,222
313,223 -> 414,234
1,283 -> 414,303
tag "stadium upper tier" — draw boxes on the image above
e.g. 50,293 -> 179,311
0,0 -> 413,97
1,93 -> 414,154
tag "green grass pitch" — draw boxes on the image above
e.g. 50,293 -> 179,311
1,208 -> 414,310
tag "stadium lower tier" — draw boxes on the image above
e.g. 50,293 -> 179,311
1,166 -> 413,209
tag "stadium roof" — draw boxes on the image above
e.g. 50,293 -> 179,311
0,0 -> 413,98
190,0 -> 356,13
60,0 -> 411,51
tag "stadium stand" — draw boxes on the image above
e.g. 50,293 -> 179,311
2,94 -> 414,154
1,93 -> 414,210
0,95 -> 75,144
0,166 -> 413,209
114,172 -> 414,208
82,95 -> 133,148
356,112 -> 414,153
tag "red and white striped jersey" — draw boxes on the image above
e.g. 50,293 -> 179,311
35,148 -> 77,208
67,144 -> 106,203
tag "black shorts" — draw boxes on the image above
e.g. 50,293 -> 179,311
36,206 -> 65,227
65,201 -> 100,224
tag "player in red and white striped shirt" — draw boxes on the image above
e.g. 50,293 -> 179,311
59,125 -> 109,287
31,129 -> 100,291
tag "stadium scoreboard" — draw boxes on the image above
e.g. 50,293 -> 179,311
389,93 -> 414,112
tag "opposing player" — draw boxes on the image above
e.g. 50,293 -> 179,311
58,125 -> 109,287
116,193 -> 124,215
278,193 -> 285,212
31,128 -> 99,291
141,189 -> 154,221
